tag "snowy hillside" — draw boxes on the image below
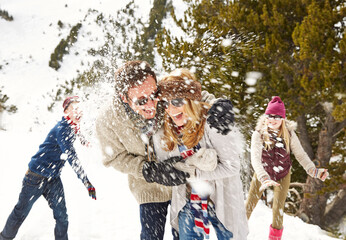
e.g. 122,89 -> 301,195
0,0 -> 342,239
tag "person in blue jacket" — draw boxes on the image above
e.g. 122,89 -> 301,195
0,96 -> 96,240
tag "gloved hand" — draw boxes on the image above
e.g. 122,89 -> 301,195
307,167 -> 329,181
174,162 -> 196,180
185,148 -> 218,171
259,177 -> 280,191
85,181 -> 96,200
142,156 -> 190,186
207,99 -> 235,135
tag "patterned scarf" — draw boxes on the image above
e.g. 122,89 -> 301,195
176,128 -> 210,239
122,99 -> 165,138
121,99 -> 165,162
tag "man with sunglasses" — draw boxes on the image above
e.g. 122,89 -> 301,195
96,60 -> 235,240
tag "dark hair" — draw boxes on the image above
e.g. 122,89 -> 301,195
114,60 -> 157,95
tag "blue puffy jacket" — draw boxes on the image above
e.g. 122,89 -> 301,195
28,117 -> 89,185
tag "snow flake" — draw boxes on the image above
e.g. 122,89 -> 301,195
245,77 -> 257,86
231,71 -> 239,77
222,84 -> 231,89
105,146 -> 114,156
275,142 -> 284,148
184,79 -> 193,85
246,87 -> 256,93
60,153 -> 68,160
216,106 -> 223,112
140,133 -> 149,144
221,38 -> 232,47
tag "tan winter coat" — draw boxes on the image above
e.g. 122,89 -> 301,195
95,98 -> 171,204
251,115 -> 315,181
153,124 -> 249,240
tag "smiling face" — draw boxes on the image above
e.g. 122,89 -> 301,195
265,114 -> 283,130
165,99 -> 188,127
122,76 -> 159,119
64,102 -> 82,123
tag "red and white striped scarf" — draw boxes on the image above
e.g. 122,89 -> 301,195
177,141 -> 210,239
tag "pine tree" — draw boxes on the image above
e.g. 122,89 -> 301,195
0,88 -> 17,129
133,0 -> 170,65
49,0 -> 172,106
156,0 -> 345,230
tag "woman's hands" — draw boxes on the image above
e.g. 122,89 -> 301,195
174,148 -> 218,179
307,167 -> 329,181
259,176 -> 280,191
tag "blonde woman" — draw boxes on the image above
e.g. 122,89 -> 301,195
152,69 -> 248,240
245,96 -> 329,240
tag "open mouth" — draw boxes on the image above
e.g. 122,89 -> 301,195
172,112 -> 183,120
143,109 -> 155,116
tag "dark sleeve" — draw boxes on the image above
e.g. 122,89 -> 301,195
57,124 -> 89,185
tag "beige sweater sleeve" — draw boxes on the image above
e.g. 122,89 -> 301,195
290,130 -> 315,172
250,131 -> 270,181
95,113 -> 145,179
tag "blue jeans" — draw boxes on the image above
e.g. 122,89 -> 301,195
0,171 -> 68,240
140,201 -> 179,240
178,202 -> 233,240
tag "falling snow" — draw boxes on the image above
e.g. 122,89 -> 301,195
0,0 -> 341,239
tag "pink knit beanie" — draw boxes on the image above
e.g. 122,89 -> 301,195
265,96 -> 286,118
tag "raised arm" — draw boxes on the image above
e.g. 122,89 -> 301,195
57,126 -> 89,185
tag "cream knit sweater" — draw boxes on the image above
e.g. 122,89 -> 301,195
251,115 -> 315,182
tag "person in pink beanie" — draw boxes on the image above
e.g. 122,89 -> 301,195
245,96 -> 329,240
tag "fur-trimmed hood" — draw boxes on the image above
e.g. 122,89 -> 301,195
255,114 -> 297,134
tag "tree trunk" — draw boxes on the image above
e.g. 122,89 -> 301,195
296,115 -> 314,159
324,189 -> 346,226
299,114 -> 334,228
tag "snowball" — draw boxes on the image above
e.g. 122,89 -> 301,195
189,180 -> 213,198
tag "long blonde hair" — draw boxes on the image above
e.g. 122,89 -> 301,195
263,119 -> 290,152
162,99 -> 210,151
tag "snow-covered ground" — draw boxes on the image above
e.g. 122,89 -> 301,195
0,129 -> 339,240
0,0 -> 342,239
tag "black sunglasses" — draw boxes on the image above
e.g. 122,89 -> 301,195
128,90 -> 160,106
162,98 -> 186,109
266,114 -> 283,120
